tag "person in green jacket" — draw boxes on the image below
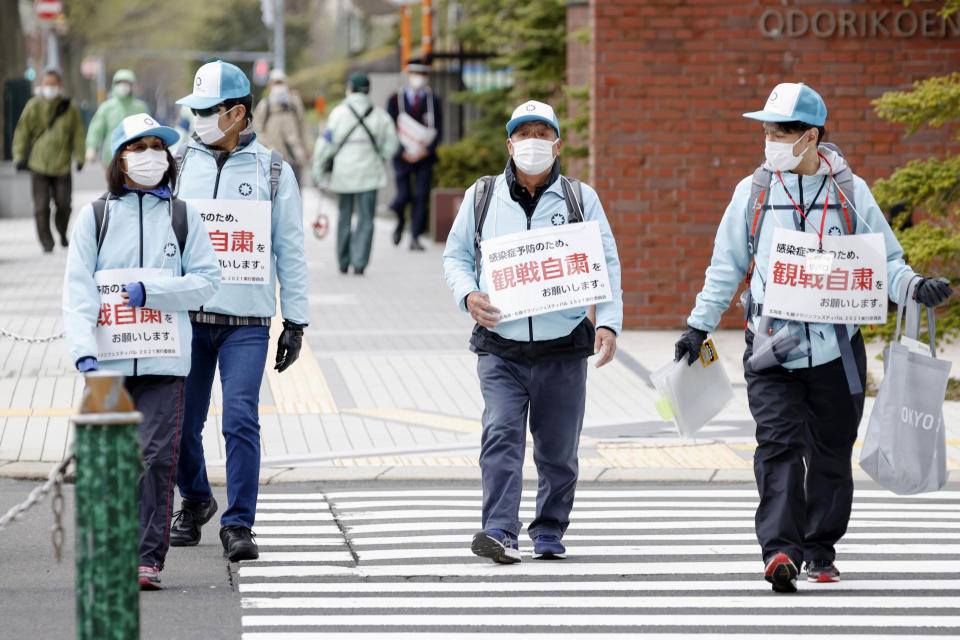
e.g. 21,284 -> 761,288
85,69 -> 150,165
12,68 -> 86,252
312,72 -> 399,275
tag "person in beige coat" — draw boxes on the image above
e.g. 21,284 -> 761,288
252,69 -> 310,182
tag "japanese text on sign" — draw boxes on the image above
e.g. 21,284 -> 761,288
481,221 -> 612,322
762,228 -> 888,324
94,268 -> 181,360
188,198 -> 271,285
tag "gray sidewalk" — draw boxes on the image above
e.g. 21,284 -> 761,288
0,178 -> 957,482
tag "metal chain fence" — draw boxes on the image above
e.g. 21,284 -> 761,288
0,455 -> 74,562
0,326 -> 65,344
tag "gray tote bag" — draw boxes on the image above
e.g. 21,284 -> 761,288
859,276 -> 951,494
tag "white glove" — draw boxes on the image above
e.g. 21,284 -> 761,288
85,149 -> 96,164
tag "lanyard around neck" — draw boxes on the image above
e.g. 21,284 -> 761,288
776,152 -> 832,249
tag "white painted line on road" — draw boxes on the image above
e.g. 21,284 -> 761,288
329,499 -> 960,512
318,489 -> 960,500
256,538 -> 348,547
238,579 -> 960,594
241,613 -> 960,628
253,526 -> 342,535
241,594 -> 960,610
341,519 -> 960,534
242,634 -> 951,640
256,502 -> 332,511
239,559 -> 960,579
253,551 -> 355,563
255,513 -> 337,522
353,543 -> 960,562
333,508 -> 960,521
333,531 -> 960,546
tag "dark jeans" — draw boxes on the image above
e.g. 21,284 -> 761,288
30,171 -> 71,249
476,351 -> 588,538
390,161 -> 432,238
124,375 -> 185,570
744,329 -> 867,567
337,191 -> 377,271
177,323 -> 270,529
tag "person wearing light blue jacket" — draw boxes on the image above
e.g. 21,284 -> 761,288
443,100 -> 623,564
169,61 -> 309,563
62,113 -> 220,590
674,83 -> 953,593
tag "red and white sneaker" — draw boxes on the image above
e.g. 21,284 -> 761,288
138,565 -> 162,591
805,560 -> 840,583
764,552 -> 798,593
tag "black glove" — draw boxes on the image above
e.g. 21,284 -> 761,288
674,326 -> 708,365
274,320 -> 305,372
76,163 -> 84,172
914,277 -> 953,307
15,160 -> 28,172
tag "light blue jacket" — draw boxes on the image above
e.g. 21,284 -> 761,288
443,170 -> 624,340
688,148 -> 917,369
62,191 -> 221,377
175,135 -> 310,324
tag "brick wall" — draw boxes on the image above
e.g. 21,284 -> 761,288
587,0 -> 960,329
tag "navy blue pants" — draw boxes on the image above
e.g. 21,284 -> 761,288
391,160 -> 432,238
177,323 -> 270,529
124,375 -> 184,570
744,330 -> 866,567
476,351 -> 588,538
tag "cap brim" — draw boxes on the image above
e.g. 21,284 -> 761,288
506,115 -> 560,137
176,93 -> 224,109
742,109 -> 796,123
112,126 -> 181,155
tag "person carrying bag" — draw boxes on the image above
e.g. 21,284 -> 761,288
860,275 -> 952,495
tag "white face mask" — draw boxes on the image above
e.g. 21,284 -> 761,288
408,75 -> 427,90
124,148 -> 169,187
114,82 -> 132,98
269,84 -> 289,104
40,85 -> 61,101
511,137 -> 558,175
764,134 -> 810,172
194,106 -> 238,145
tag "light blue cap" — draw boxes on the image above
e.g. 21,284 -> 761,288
176,61 -> 251,110
506,100 -> 560,137
110,113 -> 179,155
743,82 -> 827,127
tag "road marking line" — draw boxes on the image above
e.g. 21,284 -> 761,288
325,499 -> 960,511
242,634 -> 952,640
252,551 -> 354,563
329,508 -> 960,521
318,489 -> 960,500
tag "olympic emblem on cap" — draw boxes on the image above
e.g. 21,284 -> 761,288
525,104 -> 536,111
768,91 -> 778,104
195,76 -> 203,87
143,116 -> 155,126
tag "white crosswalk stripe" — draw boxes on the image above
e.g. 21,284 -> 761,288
240,487 -> 960,637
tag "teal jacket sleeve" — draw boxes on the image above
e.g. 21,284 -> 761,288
581,183 -> 623,335
851,175 -> 917,302
84,104 -> 108,152
272,162 -> 310,325
139,203 -> 221,310
687,177 -> 752,333
62,204 -> 101,364
442,183 -> 481,312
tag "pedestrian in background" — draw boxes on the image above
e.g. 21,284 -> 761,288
387,59 -> 442,251
85,69 -> 151,165
443,100 -> 623,564
675,82 -> 953,593
313,72 -> 398,275
12,67 -> 85,252
62,114 -> 220,590
253,69 -> 310,183
171,61 -> 309,563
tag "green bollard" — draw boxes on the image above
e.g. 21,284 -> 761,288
71,371 -> 143,640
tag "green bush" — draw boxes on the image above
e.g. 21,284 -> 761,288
434,134 -> 508,190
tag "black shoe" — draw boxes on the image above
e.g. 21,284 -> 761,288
60,237 -> 69,248
339,265 -> 349,274
42,244 -> 54,253
392,219 -> 404,245
409,236 -> 425,251
220,525 -> 259,561
805,559 -> 840,583
354,266 -> 365,275
169,497 -> 218,547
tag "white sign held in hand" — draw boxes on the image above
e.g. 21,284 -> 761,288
94,268 -> 181,361
189,198 -> 272,285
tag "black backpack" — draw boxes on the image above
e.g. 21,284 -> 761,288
471,174 -> 584,279
91,193 -> 188,258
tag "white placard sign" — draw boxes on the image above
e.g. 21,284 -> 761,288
94,268 -> 181,361
397,112 -> 438,155
762,227 -> 888,324
189,198 -> 271,285
481,221 -> 612,322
